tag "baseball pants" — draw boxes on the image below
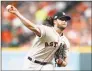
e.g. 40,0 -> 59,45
22,58 -> 54,70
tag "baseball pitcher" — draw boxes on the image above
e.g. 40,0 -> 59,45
6,5 -> 71,70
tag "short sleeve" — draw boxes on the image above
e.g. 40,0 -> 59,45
37,25 -> 46,38
62,38 -> 70,57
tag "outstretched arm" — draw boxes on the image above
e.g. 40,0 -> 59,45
6,5 -> 41,37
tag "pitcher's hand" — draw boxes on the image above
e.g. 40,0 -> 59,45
56,58 -> 63,65
6,5 -> 19,14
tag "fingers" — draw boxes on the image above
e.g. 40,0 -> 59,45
6,5 -> 19,15
6,5 -> 14,12
11,6 -> 13,10
56,58 -> 63,64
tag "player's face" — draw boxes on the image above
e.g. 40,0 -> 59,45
54,18 -> 67,30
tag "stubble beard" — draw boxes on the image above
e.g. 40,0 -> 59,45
58,26 -> 66,31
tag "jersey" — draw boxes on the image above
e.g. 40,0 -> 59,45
25,25 -> 70,63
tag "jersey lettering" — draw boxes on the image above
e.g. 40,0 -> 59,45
45,42 -> 58,47
54,42 -> 58,47
50,42 -> 53,46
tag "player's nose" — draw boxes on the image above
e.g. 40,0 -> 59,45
62,21 -> 66,23
63,20 -> 66,22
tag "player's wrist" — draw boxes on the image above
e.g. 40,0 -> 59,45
15,11 -> 20,16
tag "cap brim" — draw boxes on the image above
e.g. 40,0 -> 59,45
60,16 -> 71,21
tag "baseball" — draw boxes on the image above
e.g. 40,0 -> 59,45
6,5 -> 12,11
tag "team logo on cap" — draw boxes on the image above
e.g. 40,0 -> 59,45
54,16 -> 57,19
63,12 -> 65,15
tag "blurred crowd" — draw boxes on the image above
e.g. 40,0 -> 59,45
1,1 -> 91,47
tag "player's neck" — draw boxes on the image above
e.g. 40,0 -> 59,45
54,27 -> 63,36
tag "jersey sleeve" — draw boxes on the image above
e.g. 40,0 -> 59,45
62,40 -> 70,57
36,25 -> 46,38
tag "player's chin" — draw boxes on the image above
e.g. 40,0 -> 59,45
62,24 -> 67,27
59,26 -> 66,30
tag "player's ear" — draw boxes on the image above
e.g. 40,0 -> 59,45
53,19 -> 57,25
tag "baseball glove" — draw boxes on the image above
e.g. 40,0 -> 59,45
54,43 -> 67,67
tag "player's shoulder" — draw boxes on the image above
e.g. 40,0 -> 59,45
63,35 -> 69,42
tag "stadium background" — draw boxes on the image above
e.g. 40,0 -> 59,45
1,1 -> 91,70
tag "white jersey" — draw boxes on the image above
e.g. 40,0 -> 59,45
25,25 -> 70,63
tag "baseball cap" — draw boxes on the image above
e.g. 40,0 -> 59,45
53,12 -> 71,21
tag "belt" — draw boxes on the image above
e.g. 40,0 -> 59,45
28,57 -> 48,65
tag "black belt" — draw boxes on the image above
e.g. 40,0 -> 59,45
28,57 -> 48,65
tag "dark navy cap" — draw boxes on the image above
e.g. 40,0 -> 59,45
53,12 -> 71,21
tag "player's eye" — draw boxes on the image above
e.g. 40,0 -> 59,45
59,18 -> 66,21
